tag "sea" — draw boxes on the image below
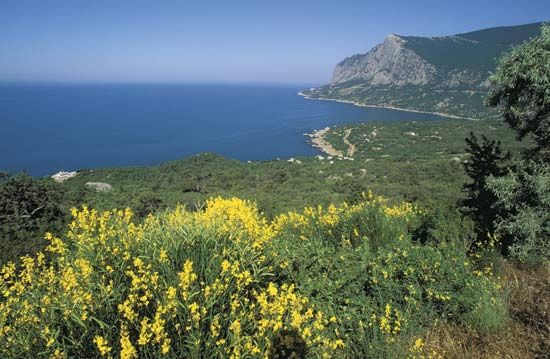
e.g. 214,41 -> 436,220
0,83 -> 452,176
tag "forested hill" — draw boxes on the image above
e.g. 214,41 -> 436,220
302,22 -> 545,119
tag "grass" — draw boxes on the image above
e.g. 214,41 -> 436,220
422,262 -> 549,358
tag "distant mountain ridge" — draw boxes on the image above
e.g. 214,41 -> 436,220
302,22 -> 546,119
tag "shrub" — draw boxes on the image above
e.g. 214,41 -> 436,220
0,174 -> 65,266
269,194 -> 506,357
461,132 -> 509,242
0,198 -> 341,358
487,161 -> 550,263
0,196 -> 506,358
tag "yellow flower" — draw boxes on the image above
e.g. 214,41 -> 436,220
179,260 -> 197,295
93,335 -> 111,356
230,319 -> 241,335
216,338 -> 226,346
159,249 -> 168,263
221,260 -> 231,273
188,302 -> 201,324
210,316 -> 221,338
120,326 -> 137,359
267,282 -> 278,297
49,349 -> 66,359
161,339 -> 171,354
411,337 -> 424,352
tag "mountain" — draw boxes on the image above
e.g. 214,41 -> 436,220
302,22 -> 545,119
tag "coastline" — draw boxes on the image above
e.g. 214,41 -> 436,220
305,127 -> 343,157
297,91 -> 480,121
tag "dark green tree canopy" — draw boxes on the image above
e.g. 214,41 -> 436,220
461,132 -> 509,239
487,24 -> 550,158
464,24 -> 550,262
0,174 -> 65,265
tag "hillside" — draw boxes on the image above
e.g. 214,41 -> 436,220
50,118 -> 524,219
301,22 -> 545,119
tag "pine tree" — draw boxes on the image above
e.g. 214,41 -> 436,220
461,132 -> 509,241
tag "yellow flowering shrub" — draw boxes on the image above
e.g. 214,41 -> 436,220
0,197 -> 342,358
268,195 -> 506,357
0,195 -> 506,358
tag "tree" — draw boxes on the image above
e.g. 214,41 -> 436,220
135,194 -> 164,218
464,24 -> 550,261
486,161 -> 549,262
0,171 -> 11,183
487,24 -> 550,160
0,174 -> 65,265
461,132 -> 509,241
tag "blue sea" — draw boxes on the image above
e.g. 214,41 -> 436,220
0,83 -> 451,176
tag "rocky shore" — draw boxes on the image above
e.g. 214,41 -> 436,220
305,127 -> 343,157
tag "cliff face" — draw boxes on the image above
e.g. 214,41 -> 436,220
332,34 -> 436,85
305,22 -> 545,119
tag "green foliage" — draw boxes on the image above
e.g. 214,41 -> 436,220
404,22 -> 544,70
0,116 -> 515,266
305,83 -> 496,120
47,118 -> 522,224
134,194 -> 165,218
487,24 -> 550,159
461,132 -> 509,241
487,161 -> 550,262
459,24 -> 550,263
1,196 -> 509,358
0,174 -> 65,265
413,202 -> 474,245
269,199 -> 506,357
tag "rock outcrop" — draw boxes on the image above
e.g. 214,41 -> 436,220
303,22 -> 544,119
332,34 -> 436,85
86,182 -> 113,192
51,171 -> 78,183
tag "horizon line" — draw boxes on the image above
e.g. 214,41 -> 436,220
0,80 -> 322,87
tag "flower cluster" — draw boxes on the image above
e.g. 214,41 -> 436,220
0,197 -> 342,358
0,195 -> 505,358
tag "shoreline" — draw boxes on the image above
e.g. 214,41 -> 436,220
305,127 -> 343,157
297,91 -> 480,121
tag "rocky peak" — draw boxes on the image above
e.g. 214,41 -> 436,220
331,33 -> 436,85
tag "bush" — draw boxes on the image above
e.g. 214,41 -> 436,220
0,196 -> 506,358
487,161 -> 550,263
463,24 -> 550,261
0,174 -> 65,266
269,194 -> 506,357
0,198 -> 342,358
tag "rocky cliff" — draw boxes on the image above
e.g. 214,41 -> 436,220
332,34 -> 436,85
303,22 -> 545,119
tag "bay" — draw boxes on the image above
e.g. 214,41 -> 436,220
0,83 -> 451,176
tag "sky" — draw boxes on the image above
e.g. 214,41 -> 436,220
1,0 -> 548,84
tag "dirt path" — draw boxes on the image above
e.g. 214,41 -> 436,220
343,129 -> 356,157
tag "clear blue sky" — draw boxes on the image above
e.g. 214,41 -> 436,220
1,0 -> 548,84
